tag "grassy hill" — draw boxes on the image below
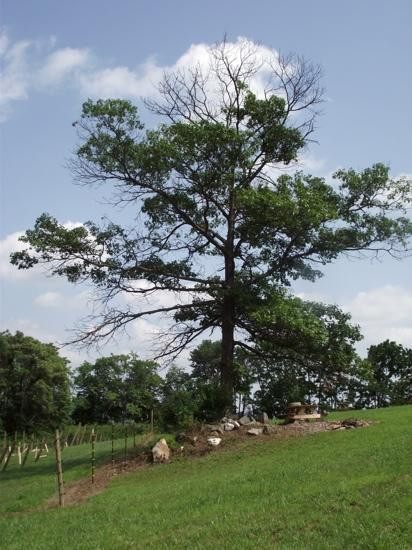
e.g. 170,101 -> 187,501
1,406 -> 411,549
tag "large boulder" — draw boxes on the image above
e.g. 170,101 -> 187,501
238,416 -> 252,425
152,438 -> 170,463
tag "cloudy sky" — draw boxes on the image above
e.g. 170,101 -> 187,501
1,0 -> 411,367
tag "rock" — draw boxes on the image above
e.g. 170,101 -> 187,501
341,418 -> 368,429
207,437 -> 222,446
209,431 -> 221,437
152,438 -> 170,463
223,422 -> 235,431
205,424 -> 224,434
245,421 -> 264,428
263,425 -> 277,434
231,420 -> 240,429
238,416 -> 252,425
260,412 -> 270,424
247,428 -> 263,436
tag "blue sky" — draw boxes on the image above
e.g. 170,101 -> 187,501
1,0 -> 411,366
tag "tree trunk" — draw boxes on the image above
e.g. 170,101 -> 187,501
221,294 -> 235,413
220,246 -> 235,415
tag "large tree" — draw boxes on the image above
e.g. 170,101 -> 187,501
11,40 -> 412,412
0,331 -> 71,433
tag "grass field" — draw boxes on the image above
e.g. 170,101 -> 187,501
1,406 -> 411,549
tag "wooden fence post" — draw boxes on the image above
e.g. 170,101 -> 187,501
124,426 -> 128,463
21,436 -> 33,468
54,429 -> 64,507
0,434 -> 9,466
91,429 -> 96,484
35,439 -> 45,462
71,423 -> 81,446
111,424 -> 115,470
2,442 -> 15,472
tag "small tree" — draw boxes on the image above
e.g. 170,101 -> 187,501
72,354 -> 161,424
367,340 -> 412,407
11,39 -> 412,413
0,331 -> 71,433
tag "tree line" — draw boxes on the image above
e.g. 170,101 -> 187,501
1,330 -> 411,434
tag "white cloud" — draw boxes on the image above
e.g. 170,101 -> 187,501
33,291 -> 62,307
0,231 -> 33,279
33,289 -> 90,309
343,285 -> 412,349
0,32 -> 31,120
0,29 -> 89,119
78,37 -> 278,101
37,47 -> 90,86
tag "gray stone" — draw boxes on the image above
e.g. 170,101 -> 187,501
246,421 -> 264,428
263,425 -> 277,434
247,428 -> 263,436
205,424 -> 224,434
152,438 -> 170,463
260,412 -> 270,424
223,422 -> 235,431
238,416 -> 251,425
207,437 -> 222,446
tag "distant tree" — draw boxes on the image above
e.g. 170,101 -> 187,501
72,354 -> 161,424
252,302 -> 362,416
346,341 -> 412,408
367,340 -> 412,407
0,331 -> 71,433
11,39 -> 412,413
159,366 -> 197,429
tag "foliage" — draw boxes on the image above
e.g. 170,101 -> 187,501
72,354 -> 161,424
348,340 -> 412,408
158,366 -> 197,429
251,301 -> 362,416
0,331 -> 71,433
10,40 -> 412,411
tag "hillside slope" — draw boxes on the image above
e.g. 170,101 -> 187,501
1,406 -> 411,549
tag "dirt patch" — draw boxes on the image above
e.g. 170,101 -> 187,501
48,418 -> 374,508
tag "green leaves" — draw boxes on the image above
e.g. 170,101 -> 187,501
0,331 -> 71,432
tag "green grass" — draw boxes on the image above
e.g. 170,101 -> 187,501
1,406 -> 411,549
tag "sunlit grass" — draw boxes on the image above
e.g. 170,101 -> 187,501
1,406 -> 411,549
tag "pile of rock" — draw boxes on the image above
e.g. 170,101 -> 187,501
328,418 -> 371,431
204,412 -> 274,442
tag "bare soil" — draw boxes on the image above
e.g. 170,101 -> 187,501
49,419 -> 373,508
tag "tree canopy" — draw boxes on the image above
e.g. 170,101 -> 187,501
72,354 -> 161,424
11,40 -> 412,413
0,331 -> 71,433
